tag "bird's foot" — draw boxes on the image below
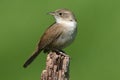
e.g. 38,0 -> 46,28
52,49 -> 69,57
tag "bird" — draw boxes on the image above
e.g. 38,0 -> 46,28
23,9 -> 77,68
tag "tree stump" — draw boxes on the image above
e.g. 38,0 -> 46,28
41,52 -> 70,80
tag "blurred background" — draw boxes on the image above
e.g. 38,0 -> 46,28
0,0 -> 120,80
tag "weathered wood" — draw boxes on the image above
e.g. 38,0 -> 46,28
41,52 -> 70,80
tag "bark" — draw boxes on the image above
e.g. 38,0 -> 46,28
41,52 -> 70,80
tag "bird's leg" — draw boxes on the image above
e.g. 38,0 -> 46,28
52,49 -> 69,57
58,49 -> 65,53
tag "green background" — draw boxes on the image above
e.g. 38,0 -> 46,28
0,0 -> 120,80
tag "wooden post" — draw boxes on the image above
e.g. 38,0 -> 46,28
41,52 -> 70,80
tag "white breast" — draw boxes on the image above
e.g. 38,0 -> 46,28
54,20 -> 77,49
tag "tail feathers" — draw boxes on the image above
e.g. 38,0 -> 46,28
23,49 -> 41,68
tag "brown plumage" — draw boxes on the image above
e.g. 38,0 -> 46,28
23,23 -> 64,68
23,9 -> 77,68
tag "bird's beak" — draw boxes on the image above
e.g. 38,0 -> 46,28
48,12 -> 56,15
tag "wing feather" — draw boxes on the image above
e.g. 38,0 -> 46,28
38,23 -> 62,50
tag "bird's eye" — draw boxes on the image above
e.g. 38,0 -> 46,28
59,13 -> 62,15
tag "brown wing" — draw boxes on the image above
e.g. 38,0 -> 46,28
38,23 -> 63,50
23,23 -> 63,68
